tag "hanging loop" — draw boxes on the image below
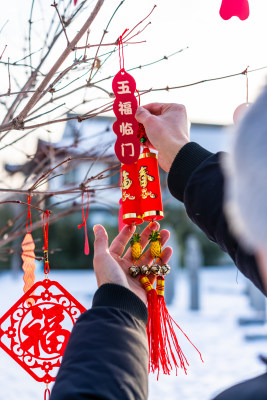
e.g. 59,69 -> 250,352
118,28 -> 129,71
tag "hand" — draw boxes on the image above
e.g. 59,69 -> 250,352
93,222 -> 172,304
135,103 -> 190,172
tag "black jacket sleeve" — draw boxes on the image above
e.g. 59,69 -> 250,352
50,283 -> 149,400
167,142 -> 265,295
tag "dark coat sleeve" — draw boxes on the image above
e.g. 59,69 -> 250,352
167,142 -> 265,295
50,283 -> 149,400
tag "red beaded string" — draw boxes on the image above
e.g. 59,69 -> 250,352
78,190 -> 90,255
26,195 -> 32,233
43,210 -> 50,275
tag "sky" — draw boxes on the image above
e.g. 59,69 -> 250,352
0,0 -> 267,164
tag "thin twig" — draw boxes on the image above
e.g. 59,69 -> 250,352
28,0 -> 35,70
51,1 -> 69,45
0,200 -> 52,214
7,57 -> 11,95
0,45 -> 7,60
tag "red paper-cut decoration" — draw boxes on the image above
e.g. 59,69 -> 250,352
220,0 -> 250,20
137,148 -> 164,221
0,279 -> 86,383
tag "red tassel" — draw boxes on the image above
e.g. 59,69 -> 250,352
140,275 -> 160,373
156,277 -> 203,376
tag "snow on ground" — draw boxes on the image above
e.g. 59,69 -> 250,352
0,266 -> 266,400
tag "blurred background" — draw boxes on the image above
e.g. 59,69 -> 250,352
0,0 -> 267,399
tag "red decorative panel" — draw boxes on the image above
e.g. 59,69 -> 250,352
112,69 -> 140,164
0,279 -> 86,383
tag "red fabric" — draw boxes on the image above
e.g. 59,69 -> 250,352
112,70 -> 140,164
120,163 -> 143,225
137,148 -> 164,221
220,0 -> 249,20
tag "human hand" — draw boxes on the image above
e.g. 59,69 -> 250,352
93,222 -> 172,304
135,103 -> 190,172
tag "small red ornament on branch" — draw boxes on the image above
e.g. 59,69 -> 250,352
220,0 -> 250,20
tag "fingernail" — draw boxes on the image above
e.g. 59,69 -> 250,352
93,224 -> 101,233
136,106 -> 144,115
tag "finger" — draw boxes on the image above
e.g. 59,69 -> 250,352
141,103 -> 166,115
156,246 -> 173,265
136,229 -> 170,266
135,106 -> 158,127
124,221 -> 160,260
93,225 -> 109,257
109,224 -> 136,258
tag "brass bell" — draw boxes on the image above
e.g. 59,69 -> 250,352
160,264 -> 171,275
150,264 -> 161,275
129,265 -> 140,277
140,265 -> 150,276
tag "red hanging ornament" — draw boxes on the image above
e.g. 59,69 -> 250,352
0,208 -> 86,394
78,190 -> 90,255
0,279 -> 86,383
113,28 -> 202,377
112,32 -> 140,165
220,0 -> 250,20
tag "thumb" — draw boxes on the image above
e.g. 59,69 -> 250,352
135,106 -> 152,125
93,225 -> 108,255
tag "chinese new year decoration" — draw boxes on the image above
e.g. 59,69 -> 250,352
113,31 -> 203,376
0,207 -> 86,398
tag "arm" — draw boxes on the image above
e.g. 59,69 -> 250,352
50,223 -> 172,400
50,284 -> 149,400
135,104 -> 265,295
168,142 -> 265,294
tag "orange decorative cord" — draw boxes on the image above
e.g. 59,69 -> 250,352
156,277 -> 164,297
21,195 -> 36,304
21,233 -> 36,303
140,275 -> 153,292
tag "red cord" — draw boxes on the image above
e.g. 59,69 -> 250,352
26,195 -> 32,233
78,190 -> 90,255
44,388 -> 50,400
43,210 -> 50,275
118,29 -> 129,71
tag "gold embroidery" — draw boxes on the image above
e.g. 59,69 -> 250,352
122,191 -> 135,201
139,166 -> 156,199
121,170 -> 133,190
